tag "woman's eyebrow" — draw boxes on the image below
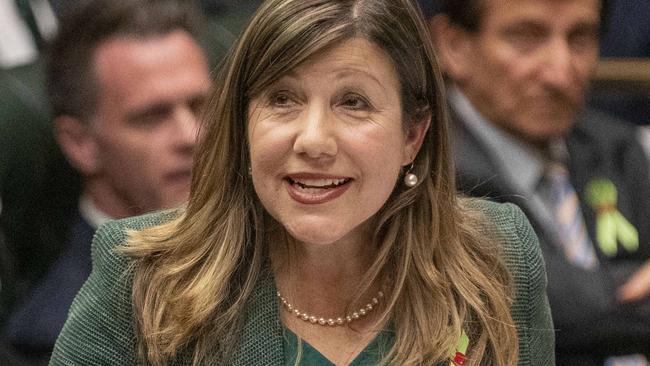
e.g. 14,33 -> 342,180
332,68 -> 384,88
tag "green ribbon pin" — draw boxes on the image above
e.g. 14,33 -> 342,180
450,330 -> 469,365
456,330 -> 469,354
585,179 -> 639,256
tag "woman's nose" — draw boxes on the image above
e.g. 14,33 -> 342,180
292,106 -> 338,159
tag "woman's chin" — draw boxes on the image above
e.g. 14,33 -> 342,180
286,228 -> 343,247
276,210 -> 374,248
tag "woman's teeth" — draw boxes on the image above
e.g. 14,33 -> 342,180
290,178 -> 350,188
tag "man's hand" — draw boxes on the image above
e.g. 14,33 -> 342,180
618,260 -> 650,303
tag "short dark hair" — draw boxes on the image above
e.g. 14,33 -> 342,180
46,0 -> 203,120
419,0 -> 610,33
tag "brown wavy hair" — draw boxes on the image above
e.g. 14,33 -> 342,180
124,0 -> 517,364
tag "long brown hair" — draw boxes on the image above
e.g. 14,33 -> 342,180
124,0 -> 517,364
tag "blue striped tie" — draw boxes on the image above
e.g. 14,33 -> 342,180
546,162 -> 599,269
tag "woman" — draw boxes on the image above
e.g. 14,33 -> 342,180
50,0 -> 554,365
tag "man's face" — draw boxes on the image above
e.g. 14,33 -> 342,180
453,0 -> 600,144
89,30 -> 211,215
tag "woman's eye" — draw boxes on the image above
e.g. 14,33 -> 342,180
269,92 -> 295,107
341,94 -> 370,110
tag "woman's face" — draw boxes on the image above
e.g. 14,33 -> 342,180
247,37 -> 428,247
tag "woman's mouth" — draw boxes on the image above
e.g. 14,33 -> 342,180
285,175 -> 353,204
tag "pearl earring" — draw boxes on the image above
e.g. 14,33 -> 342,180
403,163 -> 418,188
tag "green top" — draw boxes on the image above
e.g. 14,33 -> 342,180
283,328 -> 394,366
50,200 -> 555,365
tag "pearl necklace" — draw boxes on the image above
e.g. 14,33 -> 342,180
277,290 -> 384,327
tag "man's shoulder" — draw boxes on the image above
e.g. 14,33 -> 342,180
573,108 -> 640,143
569,108 -> 649,179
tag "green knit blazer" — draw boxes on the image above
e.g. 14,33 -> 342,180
49,201 -> 555,365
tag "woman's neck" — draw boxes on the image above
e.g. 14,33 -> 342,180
270,229 -> 380,318
270,229 -> 388,365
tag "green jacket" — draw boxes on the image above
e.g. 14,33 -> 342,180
50,200 -> 555,365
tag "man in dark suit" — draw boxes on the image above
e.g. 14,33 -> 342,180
0,216 -> 28,366
424,0 -> 650,364
2,0 -> 212,363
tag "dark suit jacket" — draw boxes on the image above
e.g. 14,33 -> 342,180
0,227 -> 29,366
0,223 -> 15,322
451,107 -> 650,364
3,212 -> 94,364
49,202 -> 555,365
0,61 -> 81,325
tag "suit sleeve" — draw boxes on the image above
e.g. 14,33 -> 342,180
626,132 -> 650,260
506,203 -> 556,366
49,221 -> 138,366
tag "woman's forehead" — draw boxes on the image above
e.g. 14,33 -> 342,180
256,37 -> 397,88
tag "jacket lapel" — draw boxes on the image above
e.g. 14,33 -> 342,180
449,109 -> 559,248
231,271 -> 284,366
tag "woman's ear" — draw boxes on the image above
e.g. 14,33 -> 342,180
54,116 -> 100,176
427,14 -> 475,83
402,113 -> 431,165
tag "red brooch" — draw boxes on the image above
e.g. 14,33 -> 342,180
452,351 -> 467,365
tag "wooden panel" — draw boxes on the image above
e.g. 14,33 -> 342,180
593,59 -> 650,88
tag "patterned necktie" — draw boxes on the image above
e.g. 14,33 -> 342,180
545,162 -> 599,270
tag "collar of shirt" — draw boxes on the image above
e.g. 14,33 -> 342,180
448,86 -> 576,238
78,194 -> 113,229
448,86 -> 547,197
